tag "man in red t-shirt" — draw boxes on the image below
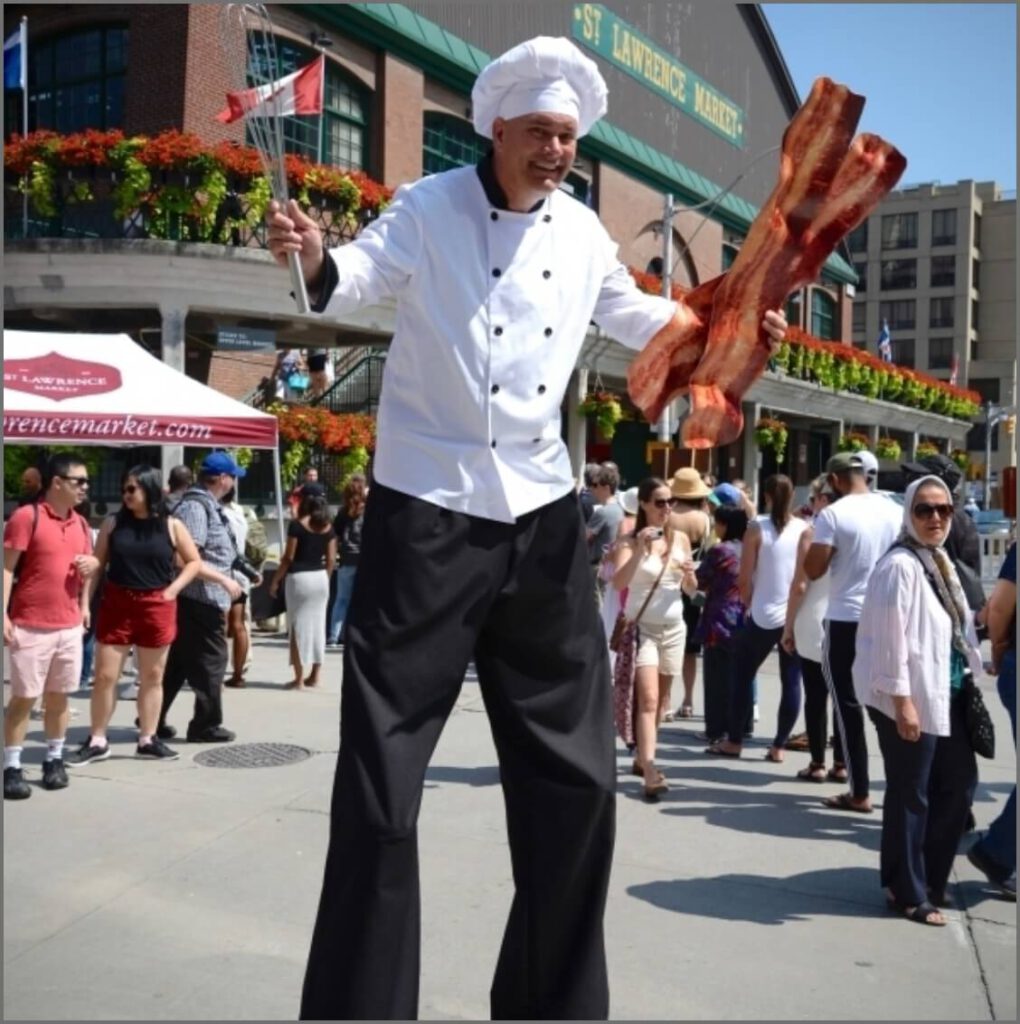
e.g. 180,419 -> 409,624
3,453 -> 98,800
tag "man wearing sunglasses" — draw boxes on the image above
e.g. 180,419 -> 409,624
4,453 -> 98,800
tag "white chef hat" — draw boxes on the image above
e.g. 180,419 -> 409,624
471,36 -> 608,140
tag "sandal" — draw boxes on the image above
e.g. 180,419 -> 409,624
887,897 -> 947,927
631,760 -> 644,777
764,748 -> 784,763
785,732 -> 810,751
796,762 -> 827,783
826,764 -> 849,783
705,742 -> 741,758
661,711 -> 676,723
642,764 -> 668,800
822,792 -> 873,814
678,704 -> 695,719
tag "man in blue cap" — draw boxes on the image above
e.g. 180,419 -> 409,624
159,452 -> 244,743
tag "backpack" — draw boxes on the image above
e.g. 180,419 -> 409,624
243,509 -> 269,569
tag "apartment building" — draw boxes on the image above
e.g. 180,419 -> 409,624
848,180 -> 1017,475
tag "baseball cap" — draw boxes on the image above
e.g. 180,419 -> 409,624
300,482 -> 327,499
856,450 -> 879,478
901,453 -> 962,491
825,452 -> 864,474
708,483 -> 743,508
619,486 -> 639,516
200,451 -> 246,478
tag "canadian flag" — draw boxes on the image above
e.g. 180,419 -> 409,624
216,55 -> 325,123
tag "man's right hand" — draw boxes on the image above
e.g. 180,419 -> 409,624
3,613 -> 13,645
266,199 -> 325,289
223,578 -> 243,602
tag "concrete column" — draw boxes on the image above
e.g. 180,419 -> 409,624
741,401 -> 761,506
160,303 -> 188,481
908,431 -> 919,460
566,367 -> 589,484
867,423 -> 880,449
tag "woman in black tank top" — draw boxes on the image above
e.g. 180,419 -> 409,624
72,466 -> 203,764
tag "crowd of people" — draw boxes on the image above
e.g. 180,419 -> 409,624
3,451 -> 363,795
583,451 -> 1017,915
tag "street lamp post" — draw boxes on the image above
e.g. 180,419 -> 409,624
656,192 -> 674,443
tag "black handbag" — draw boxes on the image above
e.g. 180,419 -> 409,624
961,674 -> 995,759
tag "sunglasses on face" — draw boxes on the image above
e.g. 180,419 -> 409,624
122,484 -> 139,495
913,502 -> 953,520
59,475 -> 89,487
650,498 -> 672,509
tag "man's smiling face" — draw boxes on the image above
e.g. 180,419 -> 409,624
492,112 -> 579,205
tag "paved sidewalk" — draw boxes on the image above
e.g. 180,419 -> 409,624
3,636 -> 1016,1020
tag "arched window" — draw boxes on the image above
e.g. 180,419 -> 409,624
250,40 -> 368,170
24,26 -> 128,132
422,112 -> 487,174
810,289 -> 836,340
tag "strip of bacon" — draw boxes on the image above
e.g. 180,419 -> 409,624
626,77 -> 906,447
626,274 -> 722,422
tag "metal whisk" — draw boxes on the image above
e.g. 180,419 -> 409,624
220,2 -> 311,313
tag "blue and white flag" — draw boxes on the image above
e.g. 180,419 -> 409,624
4,22 -> 26,91
877,318 -> 892,363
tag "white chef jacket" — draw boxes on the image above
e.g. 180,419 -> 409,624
316,163 -> 677,523
853,547 -> 982,737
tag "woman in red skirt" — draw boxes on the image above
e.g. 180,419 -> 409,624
67,465 -> 203,764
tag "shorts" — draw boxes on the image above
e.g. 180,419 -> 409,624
7,624 -> 83,699
96,580 -> 178,648
635,618 -> 687,676
682,592 -> 703,655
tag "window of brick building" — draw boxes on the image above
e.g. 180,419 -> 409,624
929,337 -> 954,370
880,258 -> 916,290
881,212 -> 917,250
785,291 -> 802,329
930,255 -> 956,288
930,296 -> 954,328
250,41 -> 368,170
879,299 -> 916,331
422,112 -> 487,174
972,258 -> 981,291
810,289 -> 836,340
21,26 -> 128,132
931,208 -> 956,246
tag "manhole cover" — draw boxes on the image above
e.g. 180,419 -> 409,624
193,742 -> 312,769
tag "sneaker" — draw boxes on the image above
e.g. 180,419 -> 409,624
968,838 -> 1013,895
136,737 -> 180,761
65,740 -> 112,767
186,726 -> 236,743
135,718 -> 177,741
122,682 -> 139,700
3,767 -> 31,800
42,758 -> 69,790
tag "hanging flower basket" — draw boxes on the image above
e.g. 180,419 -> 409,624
950,448 -> 971,472
875,437 -> 902,461
915,440 -> 940,459
753,417 -> 789,461
577,391 -> 624,440
838,432 -> 871,453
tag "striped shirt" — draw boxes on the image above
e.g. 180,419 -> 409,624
172,487 -> 235,611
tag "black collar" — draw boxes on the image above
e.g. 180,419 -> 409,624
476,152 -> 545,214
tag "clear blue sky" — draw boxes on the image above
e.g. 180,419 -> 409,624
761,4 -> 1016,190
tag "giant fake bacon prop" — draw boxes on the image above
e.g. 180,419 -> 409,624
628,77 -> 907,448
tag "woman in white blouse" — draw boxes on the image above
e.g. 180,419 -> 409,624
854,475 -> 982,927
613,478 -> 696,799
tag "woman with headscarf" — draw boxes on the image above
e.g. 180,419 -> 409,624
853,475 -> 983,926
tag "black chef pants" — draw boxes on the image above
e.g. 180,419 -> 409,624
160,595 -> 227,737
300,484 -> 615,1021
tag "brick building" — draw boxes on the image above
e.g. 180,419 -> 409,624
3,3 -> 975,499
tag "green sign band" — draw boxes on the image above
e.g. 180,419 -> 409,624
572,3 -> 745,148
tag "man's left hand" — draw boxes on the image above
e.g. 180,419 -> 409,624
74,555 -> 100,579
762,309 -> 787,352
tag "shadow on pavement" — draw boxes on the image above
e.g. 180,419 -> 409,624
426,764 -> 501,787
627,865 -> 888,925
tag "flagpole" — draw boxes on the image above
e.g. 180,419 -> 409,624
20,16 -> 28,238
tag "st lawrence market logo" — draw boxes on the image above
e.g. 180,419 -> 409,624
3,352 -> 123,401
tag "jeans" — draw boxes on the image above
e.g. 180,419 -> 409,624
823,620 -> 870,799
328,565 -> 358,644
726,617 -> 801,746
974,649 -> 1016,874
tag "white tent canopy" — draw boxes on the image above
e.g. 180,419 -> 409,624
3,329 -> 284,539
3,330 -> 277,448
